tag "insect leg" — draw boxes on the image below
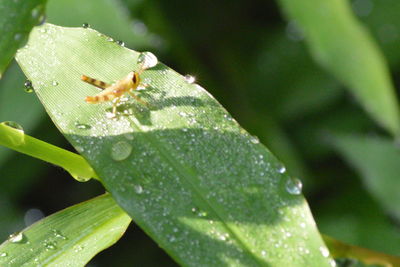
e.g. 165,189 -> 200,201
81,75 -> 110,90
112,97 -> 121,115
128,91 -> 148,106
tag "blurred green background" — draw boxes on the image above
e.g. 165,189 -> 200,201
1,0 -> 400,265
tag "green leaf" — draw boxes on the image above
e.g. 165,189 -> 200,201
16,23 -> 333,266
0,193 -> 131,266
46,0 -> 154,49
331,134 -> 400,220
0,0 -> 46,77
0,122 -> 97,182
277,0 -> 400,136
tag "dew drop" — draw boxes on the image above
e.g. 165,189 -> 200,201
69,172 -> 91,182
184,75 -> 195,84
52,229 -> 67,240
37,15 -> 46,26
82,23 -> 90,28
24,80 -> 33,93
116,40 -> 125,47
44,241 -> 56,250
319,246 -> 330,257
75,146 -> 84,153
134,184 -> 143,194
250,135 -> 260,144
8,232 -> 24,243
285,177 -> 302,195
74,245 -> 83,252
111,141 -> 132,161
52,81 -> 59,86
261,250 -> 267,257
278,165 -> 286,174
137,51 -> 158,69
0,252 -> 7,257
1,121 -> 25,145
75,122 -> 91,130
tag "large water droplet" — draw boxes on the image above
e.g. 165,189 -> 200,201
75,122 -> 91,130
111,141 -> 132,161
1,121 -> 25,146
250,136 -> 260,144
285,177 -> 302,195
70,172 -> 91,182
137,51 -> 158,69
8,232 -> 24,243
184,75 -> 195,84
319,246 -> 330,257
134,184 -> 143,194
24,80 -> 33,93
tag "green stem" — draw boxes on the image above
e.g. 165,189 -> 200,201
0,122 -> 98,181
323,234 -> 400,267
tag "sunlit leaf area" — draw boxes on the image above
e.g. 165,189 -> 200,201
1,0 -> 400,266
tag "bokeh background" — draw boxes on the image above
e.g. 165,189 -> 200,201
1,0 -> 400,265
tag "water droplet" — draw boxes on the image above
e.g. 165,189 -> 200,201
319,246 -> 330,257
0,252 -> 7,257
134,184 -> 143,194
52,229 -> 67,240
250,136 -> 260,144
74,245 -> 83,252
44,241 -> 56,250
75,146 -> 84,153
137,51 -> 158,69
37,15 -> 46,25
191,207 -> 207,217
70,172 -> 91,182
184,75 -> 195,84
52,81 -> 58,86
24,80 -> 33,92
278,165 -> 286,174
1,121 -> 25,145
116,40 -> 125,47
111,141 -> 132,161
75,122 -> 91,130
82,23 -> 90,28
285,177 -> 303,195
8,232 -> 24,243
261,250 -> 267,257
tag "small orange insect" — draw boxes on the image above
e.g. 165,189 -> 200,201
81,68 -> 148,115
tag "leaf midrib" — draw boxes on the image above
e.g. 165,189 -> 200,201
126,117 -> 265,266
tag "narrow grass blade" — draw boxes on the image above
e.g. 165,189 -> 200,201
277,0 -> 400,136
16,23 -> 333,266
0,0 -> 46,77
0,194 -> 131,266
0,122 -> 97,182
331,134 -> 400,220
